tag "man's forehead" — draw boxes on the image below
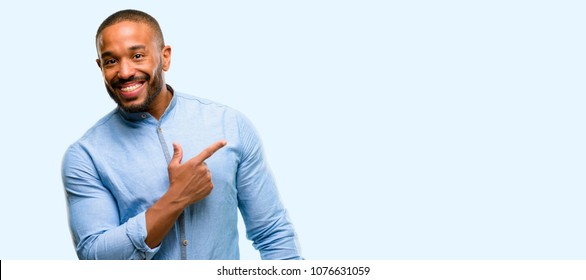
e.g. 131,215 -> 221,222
97,21 -> 155,51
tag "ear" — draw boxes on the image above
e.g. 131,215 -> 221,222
162,45 -> 172,71
96,58 -> 102,69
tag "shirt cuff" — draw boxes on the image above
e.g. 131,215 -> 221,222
126,211 -> 160,259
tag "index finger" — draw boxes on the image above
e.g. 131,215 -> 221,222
192,140 -> 227,163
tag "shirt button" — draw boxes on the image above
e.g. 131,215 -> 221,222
183,240 -> 188,246
141,113 -> 147,119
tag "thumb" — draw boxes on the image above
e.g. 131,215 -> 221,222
170,142 -> 183,166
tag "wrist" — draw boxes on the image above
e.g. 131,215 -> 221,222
157,187 -> 188,213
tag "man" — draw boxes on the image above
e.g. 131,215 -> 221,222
62,9 -> 302,260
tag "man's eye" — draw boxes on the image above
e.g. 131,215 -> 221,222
133,54 -> 144,59
103,59 -> 116,65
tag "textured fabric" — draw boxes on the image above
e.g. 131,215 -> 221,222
62,89 -> 301,260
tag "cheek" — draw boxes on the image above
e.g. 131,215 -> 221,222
147,66 -> 161,81
102,69 -> 116,82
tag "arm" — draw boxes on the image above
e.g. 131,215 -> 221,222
236,115 -> 302,260
62,144 -> 157,259
63,141 -> 226,259
145,141 -> 226,248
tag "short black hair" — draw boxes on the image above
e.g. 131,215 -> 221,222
96,9 -> 165,48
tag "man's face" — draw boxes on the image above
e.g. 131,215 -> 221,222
96,21 -> 170,113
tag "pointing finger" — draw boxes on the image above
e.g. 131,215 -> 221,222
192,140 -> 227,163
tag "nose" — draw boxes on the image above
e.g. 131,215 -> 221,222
117,59 -> 136,80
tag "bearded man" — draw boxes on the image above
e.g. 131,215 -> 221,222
62,9 -> 302,260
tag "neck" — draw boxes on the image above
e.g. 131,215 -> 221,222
148,84 -> 172,120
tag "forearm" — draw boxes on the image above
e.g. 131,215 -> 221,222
71,191 -> 186,259
244,208 -> 302,260
145,189 -> 187,248
79,220 -> 147,259
71,211 -> 160,260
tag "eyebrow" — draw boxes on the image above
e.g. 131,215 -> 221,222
100,45 -> 146,58
129,45 -> 146,51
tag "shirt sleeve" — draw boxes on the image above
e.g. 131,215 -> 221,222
235,114 -> 303,260
62,143 -> 160,260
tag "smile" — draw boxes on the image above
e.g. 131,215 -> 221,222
120,83 -> 142,92
115,81 -> 146,99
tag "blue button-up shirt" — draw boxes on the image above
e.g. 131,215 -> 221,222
62,88 -> 301,260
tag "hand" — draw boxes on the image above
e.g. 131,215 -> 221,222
167,140 -> 227,207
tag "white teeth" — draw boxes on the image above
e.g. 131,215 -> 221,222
120,84 -> 141,92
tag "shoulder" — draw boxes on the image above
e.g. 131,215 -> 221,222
174,91 -> 250,125
64,109 -> 120,156
173,91 -> 261,151
82,109 -> 120,137
174,92 -> 233,112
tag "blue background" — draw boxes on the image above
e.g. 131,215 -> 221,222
0,1 -> 584,259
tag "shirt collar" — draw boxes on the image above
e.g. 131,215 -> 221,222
117,84 -> 177,122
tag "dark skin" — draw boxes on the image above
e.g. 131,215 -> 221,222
96,21 -> 226,248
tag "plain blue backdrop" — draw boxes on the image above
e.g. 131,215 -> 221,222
0,0 -> 585,259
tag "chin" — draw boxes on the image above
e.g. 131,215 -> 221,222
114,95 -> 143,111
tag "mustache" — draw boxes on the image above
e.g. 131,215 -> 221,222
110,74 -> 150,88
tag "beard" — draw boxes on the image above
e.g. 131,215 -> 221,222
106,60 -> 164,113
